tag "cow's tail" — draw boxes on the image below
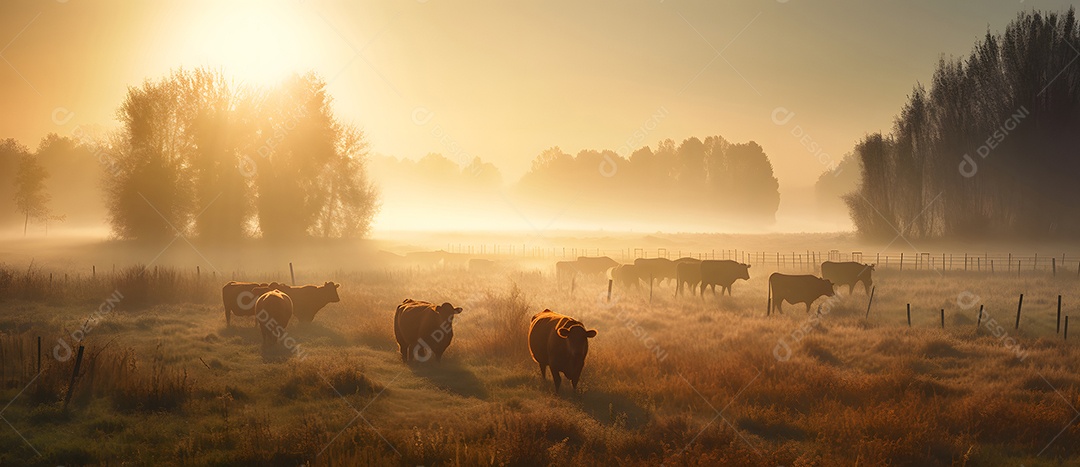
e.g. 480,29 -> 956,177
766,275 -> 772,317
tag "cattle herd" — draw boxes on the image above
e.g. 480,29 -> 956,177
219,258 -> 873,394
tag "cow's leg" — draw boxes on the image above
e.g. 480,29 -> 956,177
401,343 -> 410,363
552,371 -> 562,393
571,378 -> 579,392
805,303 -> 812,314
848,284 -> 854,295
226,307 -> 231,326
539,363 -> 547,380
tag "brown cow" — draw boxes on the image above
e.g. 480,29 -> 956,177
222,281 -> 286,325
700,260 -> 751,296
633,257 -> 677,286
768,273 -> 835,314
394,299 -> 463,363
528,310 -> 597,393
675,259 -> 703,296
275,282 -> 341,323
821,261 -> 875,295
574,256 -> 619,276
609,264 -> 644,289
255,290 -> 293,352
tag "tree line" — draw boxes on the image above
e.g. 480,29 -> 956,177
0,69 -> 379,241
845,8 -> 1080,239
516,136 -> 781,227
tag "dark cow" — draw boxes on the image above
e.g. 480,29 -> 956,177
675,259 -> 703,296
222,281 -> 285,326
469,258 -> 497,273
275,282 -> 341,323
700,260 -> 751,296
254,290 -> 293,352
821,261 -> 875,295
633,258 -> 677,286
528,309 -> 598,393
574,256 -> 619,276
609,264 -> 644,289
394,299 -> 463,363
768,273 -> 835,314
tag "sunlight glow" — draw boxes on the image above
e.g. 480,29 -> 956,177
175,2 -> 322,87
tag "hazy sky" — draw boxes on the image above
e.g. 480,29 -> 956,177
2,0 -> 1077,193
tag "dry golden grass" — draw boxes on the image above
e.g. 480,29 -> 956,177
1,257 -> 1079,466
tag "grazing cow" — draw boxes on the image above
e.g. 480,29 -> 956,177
768,273 -> 835,314
255,290 -> 293,352
821,261 -> 875,295
633,258 -> 677,286
700,260 -> 751,296
528,309 -> 598,393
275,282 -> 341,323
609,264 -> 644,289
394,299 -> 463,363
222,281 -> 285,325
469,258 -> 496,273
574,256 -> 619,276
675,259 -> 703,296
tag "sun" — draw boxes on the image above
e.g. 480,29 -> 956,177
173,1 -> 324,87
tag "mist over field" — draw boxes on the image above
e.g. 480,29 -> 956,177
2,2 -> 1080,466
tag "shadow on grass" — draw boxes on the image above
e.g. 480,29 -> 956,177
577,388 -> 649,429
410,359 -> 489,399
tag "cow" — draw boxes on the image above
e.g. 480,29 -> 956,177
821,261 -> 875,295
528,309 -> 598,393
222,281 -> 285,326
254,289 -> 293,352
699,260 -> 751,297
469,258 -> 497,273
274,282 -> 341,323
394,299 -> 463,363
609,264 -> 644,289
633,258 -> 677,286
675,260 -> 703,296
574,256 -> 619,276
768,273 -> 835,314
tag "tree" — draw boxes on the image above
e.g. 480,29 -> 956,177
105,69 -> 378,241
13,154 -> 56,236
253,73 -> 379,240
846,8 -> 1080,239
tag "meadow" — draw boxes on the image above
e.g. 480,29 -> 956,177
1,238 -> 1079,466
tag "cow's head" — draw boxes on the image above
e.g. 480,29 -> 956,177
322,281 -> 341,302
739,263 -> 751,280
820,278 -> 836,297
557,323 -> 598,359
436,302 -> 463,325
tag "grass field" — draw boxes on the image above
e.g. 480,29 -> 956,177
2,238 -> 1080,466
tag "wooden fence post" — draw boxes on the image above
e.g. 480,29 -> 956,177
607,280 -> 613,302
63,345 -> 85,411
907,304 -> 911,327
1057,295 -> 1062,334
976,304 -> 984,331
289,262 -> 295,285
941,309 -> 945,329
1015,294 -> 1024,330
1053,257 -> 1057,277
864,286 -> 876,319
